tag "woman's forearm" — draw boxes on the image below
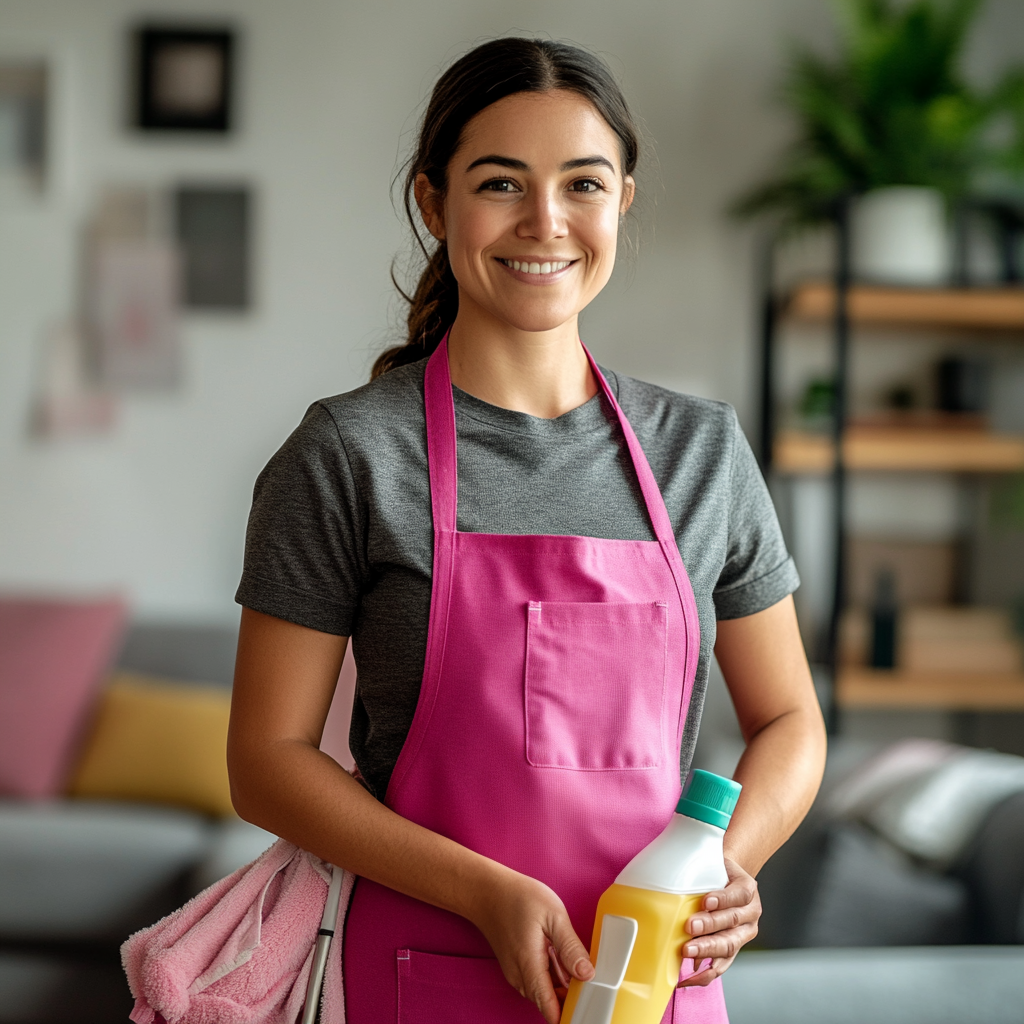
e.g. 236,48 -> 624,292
713,596 -> 827,876
230,736 -> 512,922
722,706 -> 825,874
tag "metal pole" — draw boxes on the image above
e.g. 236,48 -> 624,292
825,198 -> 852,736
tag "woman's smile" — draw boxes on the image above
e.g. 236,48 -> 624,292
496,256 -> 578,282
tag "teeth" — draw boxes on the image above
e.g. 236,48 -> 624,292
502,259 -> 573,274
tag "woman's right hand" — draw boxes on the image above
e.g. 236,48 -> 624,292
469,868 -> 594,1023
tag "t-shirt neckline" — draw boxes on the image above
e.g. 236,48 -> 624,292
451,368 -> 619,439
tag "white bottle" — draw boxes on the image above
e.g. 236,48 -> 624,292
562,770 -> 742,1024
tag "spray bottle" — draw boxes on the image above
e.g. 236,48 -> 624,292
561,770 -> 741,1024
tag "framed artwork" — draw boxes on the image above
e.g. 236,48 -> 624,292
134,26 -> 234,133
175,185 -> 252,309
87,240 -> 182,390
0,60 -> 47,184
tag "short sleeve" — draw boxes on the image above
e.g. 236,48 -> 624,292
234,402 -> 366,636
712,410 -> 799,620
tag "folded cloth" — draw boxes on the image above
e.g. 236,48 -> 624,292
122,838 -> 355,1024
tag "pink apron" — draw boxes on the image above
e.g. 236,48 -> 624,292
344,340 -> 729,1023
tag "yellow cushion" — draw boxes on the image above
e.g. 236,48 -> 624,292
68,673 -> 235,816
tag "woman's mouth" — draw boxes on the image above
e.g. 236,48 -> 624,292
497,258 -> 575,276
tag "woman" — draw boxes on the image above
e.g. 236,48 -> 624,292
228,37 -> 826,1024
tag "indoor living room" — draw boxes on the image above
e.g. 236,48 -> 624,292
2,1 -> 1023,1022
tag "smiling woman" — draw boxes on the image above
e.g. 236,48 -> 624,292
229,37 -> 825,1024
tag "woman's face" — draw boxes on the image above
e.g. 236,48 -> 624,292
417,89 -> 635,335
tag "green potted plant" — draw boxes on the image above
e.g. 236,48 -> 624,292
735,0 -> 1024,284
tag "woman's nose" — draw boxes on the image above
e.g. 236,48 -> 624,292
516,187 -> 568,241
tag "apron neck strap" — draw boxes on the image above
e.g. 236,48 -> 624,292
424,334 -> 676,546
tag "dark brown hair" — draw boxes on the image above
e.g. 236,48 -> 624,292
372,37 -> 640,378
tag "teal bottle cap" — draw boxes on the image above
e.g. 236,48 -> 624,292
675,769 -> 742,830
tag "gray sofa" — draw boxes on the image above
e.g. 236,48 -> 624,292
0,624 -> 275,1024
721,738 -> 1024,1024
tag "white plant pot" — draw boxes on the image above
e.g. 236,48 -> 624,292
851,186 -> 951,286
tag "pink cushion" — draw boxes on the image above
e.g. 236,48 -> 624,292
0,595 -> 127,798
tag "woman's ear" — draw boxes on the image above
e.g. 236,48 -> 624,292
620,175 -> 636,216
414,173 -> 446,241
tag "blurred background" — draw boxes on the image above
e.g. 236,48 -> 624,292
2,1 -> 1024,1022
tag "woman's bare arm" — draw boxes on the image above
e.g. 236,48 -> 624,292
227,607 -> 592,1023
679,594 -> 826,987
717,594 -> 827,873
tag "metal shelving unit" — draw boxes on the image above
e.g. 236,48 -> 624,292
759,207 -> 1024,732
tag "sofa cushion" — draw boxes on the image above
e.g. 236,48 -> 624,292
0,800 -> 210,940
115,622 -> 238,687
959,791 -> 1024,943
798,819 -> 966,946
0,596 -> 126,798
68,673 -> 234,816
801,822 -> 970,946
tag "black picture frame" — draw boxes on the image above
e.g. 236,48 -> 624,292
135,26 -> 234,133
175,185 -> 252,310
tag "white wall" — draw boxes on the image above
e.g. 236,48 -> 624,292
0,0 -> 1019,622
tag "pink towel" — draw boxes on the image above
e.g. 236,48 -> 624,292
122,838 -> 355,1024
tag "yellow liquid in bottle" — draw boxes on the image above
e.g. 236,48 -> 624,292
562,884 -> 705,1024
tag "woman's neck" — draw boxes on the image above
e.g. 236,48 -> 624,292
445,306 -> 598,420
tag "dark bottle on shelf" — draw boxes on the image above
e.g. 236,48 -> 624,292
937,356 -> 990,414
870,569 -> 898,670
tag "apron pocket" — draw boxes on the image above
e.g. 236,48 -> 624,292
525,600 -> 668,770
396,949 -> 544,1023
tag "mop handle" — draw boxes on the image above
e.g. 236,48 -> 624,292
299,864 -> 345,1024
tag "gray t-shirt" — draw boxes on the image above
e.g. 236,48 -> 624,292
236,358 -> 798,800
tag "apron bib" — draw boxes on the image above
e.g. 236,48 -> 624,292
344,340 -> 729,1024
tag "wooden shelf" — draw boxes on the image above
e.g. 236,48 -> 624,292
786,282 -> 1024,330
774,427 -> 1024,473
837,667 -> 1024,710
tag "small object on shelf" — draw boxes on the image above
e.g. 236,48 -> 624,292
937,356 -> 990,414
797,377 -> 835,431
870,570 -> 898,670
977,200 -> 1024,284
852,187 -> 951,286
886,383 -> 916,411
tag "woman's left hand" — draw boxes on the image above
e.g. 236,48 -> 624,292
677,857 -> 760,988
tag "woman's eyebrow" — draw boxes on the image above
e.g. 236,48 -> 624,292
464,154 -> 616,173
465,155 -> 528,172
560,156 -> 615,172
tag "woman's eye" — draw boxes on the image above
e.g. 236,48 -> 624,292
569,178 -> 604,193
480,179 -> 518,193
